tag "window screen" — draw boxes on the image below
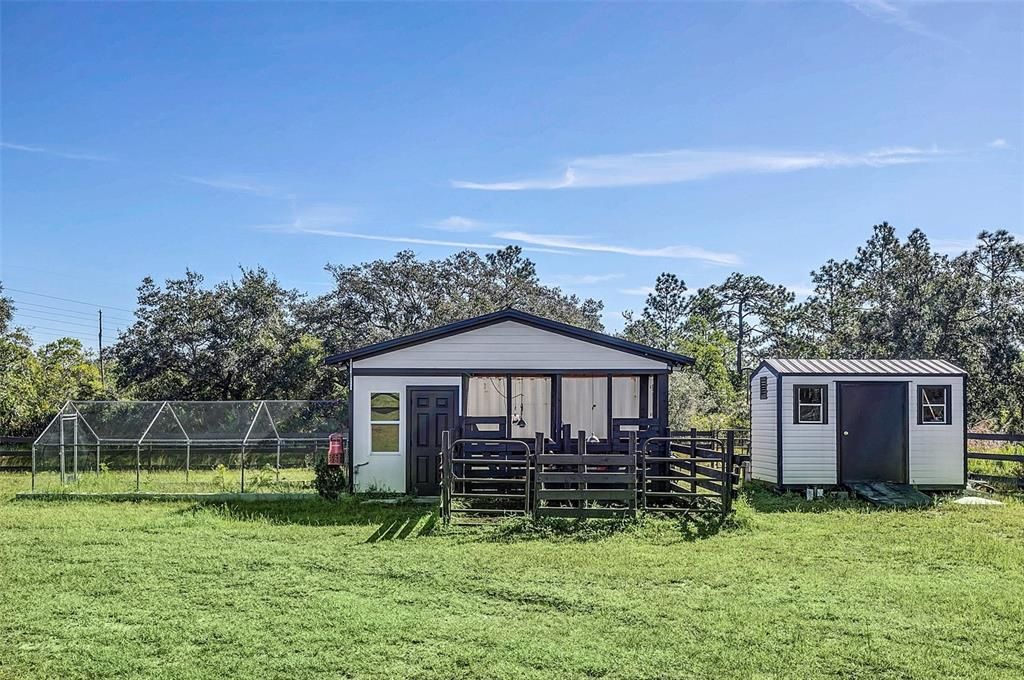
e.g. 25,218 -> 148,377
794,385 -> 827,424
918,385 -> 950,424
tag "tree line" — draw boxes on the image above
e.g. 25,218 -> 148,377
1,223 -> 1020,436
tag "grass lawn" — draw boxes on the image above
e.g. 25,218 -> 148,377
1,477 -> 1022,679
14,467 -> 317,496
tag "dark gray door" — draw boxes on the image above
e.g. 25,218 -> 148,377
407,387 -> 457,496
838,382 -> 908,483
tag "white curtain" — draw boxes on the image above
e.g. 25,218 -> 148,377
467,377 -> 506,417
511,377 -> 550,437
561,377 -> 608,439
467,376 -> 551,437
612,376 -> 640,419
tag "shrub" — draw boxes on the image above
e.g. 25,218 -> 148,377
313,460 -> 347,500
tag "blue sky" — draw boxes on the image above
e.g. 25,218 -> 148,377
2,1 -> 1022,345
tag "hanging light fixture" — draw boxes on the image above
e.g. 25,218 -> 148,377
587,377 -> 600,443
515,377 -> 527,428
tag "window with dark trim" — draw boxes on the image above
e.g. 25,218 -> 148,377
918,385 -> 951,424
794,385 -> 827,424
759,376 -> 768,400
369,392 -> 400,453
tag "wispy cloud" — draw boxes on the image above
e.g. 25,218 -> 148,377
845,0 -> 960,46
620,286 -> 656,296
429,216 -> 484,232
1,141 -> 114,162
988,138 -> 1009,149
453,146 -> 949,191
259,218 -> 575,256
550,273 -> 625,285
182,175 -> 293,199
494,231 -> 741,266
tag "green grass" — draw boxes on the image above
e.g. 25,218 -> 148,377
1,478 -> 1022,679
6,467 -> 317,495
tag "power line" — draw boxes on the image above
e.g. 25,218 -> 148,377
3,286 -> 135,313
13,312 -> 104,330
10,299 -> 134,324
12,299 -> 100,319
17,324 -> 98,342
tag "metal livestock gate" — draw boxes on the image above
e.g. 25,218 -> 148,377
440,429 -> 743,524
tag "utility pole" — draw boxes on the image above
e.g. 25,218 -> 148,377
98,309 -> 105,386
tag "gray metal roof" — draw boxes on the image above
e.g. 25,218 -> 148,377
760,358 -> 966,376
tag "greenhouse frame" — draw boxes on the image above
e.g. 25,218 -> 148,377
31,400 -> 346,493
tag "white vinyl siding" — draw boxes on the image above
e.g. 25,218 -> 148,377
776,375 -> 965,486
353,321 -> 666,371
749,367 -> 778,483
909,379 -> 964,485
780,379 -> 836,485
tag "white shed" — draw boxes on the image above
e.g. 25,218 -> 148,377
325,309 -> 693,494
749,359 -> 967,490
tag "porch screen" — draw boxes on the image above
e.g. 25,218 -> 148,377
467,377 -> 506,432
467,376 -> 551,437
511,377 -> 551,438
612,376 -> 641,420
561,377 -> 608,440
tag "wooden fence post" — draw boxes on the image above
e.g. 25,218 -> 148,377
723,430 -> 735,517
689,426 -> 698,495
629,430 -> 639,515
532,432 -> 543,519
577,430 -> 586,512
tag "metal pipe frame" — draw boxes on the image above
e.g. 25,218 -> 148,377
31,400 -> 345,493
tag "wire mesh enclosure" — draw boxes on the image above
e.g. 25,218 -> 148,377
30,400 -> 346,494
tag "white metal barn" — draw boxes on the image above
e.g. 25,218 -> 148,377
325,309 -> 693,494
749,359 -> 967,490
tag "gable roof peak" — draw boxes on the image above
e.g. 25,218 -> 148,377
324,308 -> 694,366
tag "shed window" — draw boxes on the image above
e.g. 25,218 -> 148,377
918,385 -> 950,425
370,392 -> 400,453
794,385 -> 827,424
759,376 -> 768,400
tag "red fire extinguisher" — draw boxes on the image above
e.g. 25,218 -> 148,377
328,433 -> 345,467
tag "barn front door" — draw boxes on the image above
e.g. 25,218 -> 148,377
406,387 -> 457,496
838,382 -> 908,484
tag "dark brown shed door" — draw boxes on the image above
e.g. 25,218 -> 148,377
838,382 -> 908,484
407,387 -> 457,496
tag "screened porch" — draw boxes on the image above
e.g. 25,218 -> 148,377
459,373 -> 669,452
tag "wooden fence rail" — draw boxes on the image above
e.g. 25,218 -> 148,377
534,431 -> 637,520
966,432 -> 1024,488
440,429 -> 744,524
